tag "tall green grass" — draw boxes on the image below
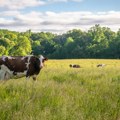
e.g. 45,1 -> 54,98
0,59 -> 120,120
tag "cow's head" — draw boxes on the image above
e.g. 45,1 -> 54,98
39,55 -> 48,68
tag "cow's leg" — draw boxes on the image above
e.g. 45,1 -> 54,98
4,72 -> 11,80
0,70 -> 6,80
0,70 -> 10,80
0,71 -> 7,84
32,75 -> 37,81
26,76 -> 30,80
26,71 -> 30,80
0,70 -> 2,80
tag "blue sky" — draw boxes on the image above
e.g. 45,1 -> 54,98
0,0 -> 120,33
30,0 -> 120,12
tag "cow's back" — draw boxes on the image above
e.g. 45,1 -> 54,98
3,56 -> 28,72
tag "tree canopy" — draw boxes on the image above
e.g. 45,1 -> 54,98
0,25 -> 120,59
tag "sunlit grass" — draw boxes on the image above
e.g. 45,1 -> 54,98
0,59 -> 120,120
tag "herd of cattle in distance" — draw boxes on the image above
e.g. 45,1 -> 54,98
69,63 -> 106,68
0,55 -> 106,81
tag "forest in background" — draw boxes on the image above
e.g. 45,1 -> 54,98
0,24 -> 120,59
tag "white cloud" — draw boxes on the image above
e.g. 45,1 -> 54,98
0,10 -> 20,17
0,11 -> 120,33
0,0 -> 45,10
0,0 -> 83,10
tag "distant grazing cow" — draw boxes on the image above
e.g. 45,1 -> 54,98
0,55 -> 47,80
97,64 -> 106,67
69,64 -> 80,68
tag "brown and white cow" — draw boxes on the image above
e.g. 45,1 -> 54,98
0,55 -> 47,80
97,64 -> 106,68
69,64 -> 81,68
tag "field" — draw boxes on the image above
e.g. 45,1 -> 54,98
0,59 -> 120,120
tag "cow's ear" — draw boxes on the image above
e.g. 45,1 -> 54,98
42,57 -> 48,63
44,57 -> 48,61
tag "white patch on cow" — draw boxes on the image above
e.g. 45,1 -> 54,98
26,56 -> 31,69
1,65 -> 12,75
21,57 -> 25,60
0,65 -> 12,80
0,64 -> 27,80
8,56 -> 14,59
2,56 -> 14,62
39,55 -> 44,68
12,71 -> 27,79
2,56 -> 7,62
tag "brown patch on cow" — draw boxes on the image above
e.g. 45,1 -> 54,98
0,57 -> 4,65
3,56 -> 28,72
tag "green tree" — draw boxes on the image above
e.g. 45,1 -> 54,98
65,29 -> 88,58
10,35 -> 32,56
31,32 -> 55,56
0,37 -> 15,55
108,29 -> 120,58
86,25 -> 111,58
0,45 -> 5,55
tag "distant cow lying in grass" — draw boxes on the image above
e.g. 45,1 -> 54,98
0,55 -> 47,81
69,64 -> 81,68
97,64 -> 106,67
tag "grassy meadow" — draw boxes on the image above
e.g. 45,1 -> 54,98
0,59 -> 120,120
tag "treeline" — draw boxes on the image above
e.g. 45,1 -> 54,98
0,24 -> 120,59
